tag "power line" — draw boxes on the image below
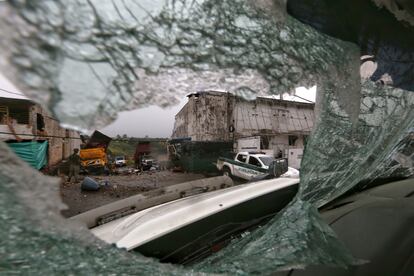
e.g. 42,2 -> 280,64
0,131 -> 82,140
293,94 -> 314,103
0,131 -> 171,142
266,94 -> 314,104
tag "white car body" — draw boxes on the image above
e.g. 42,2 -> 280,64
91,177 -> 299,252
115,156 -> 126,167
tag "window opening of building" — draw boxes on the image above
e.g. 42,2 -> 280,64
0,105 -> 8,123
36,113 -> 45,131
8,105 -> 29,124
288,135 -> 298,146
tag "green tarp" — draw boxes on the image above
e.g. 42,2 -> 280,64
8,141 -> 48,170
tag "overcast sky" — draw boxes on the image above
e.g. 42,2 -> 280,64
99,98 -> 187,138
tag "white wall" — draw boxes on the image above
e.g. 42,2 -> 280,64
236,136 -> 261,152
286,148 -> 304,169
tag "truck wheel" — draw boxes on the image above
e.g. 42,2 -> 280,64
223,166 -> 232,178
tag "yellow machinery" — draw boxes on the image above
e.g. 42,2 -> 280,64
80,147 -> 108,168
80,131 -> 112,174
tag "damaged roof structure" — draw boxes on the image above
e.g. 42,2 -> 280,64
0,0 -> 413,275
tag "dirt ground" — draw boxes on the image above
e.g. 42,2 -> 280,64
60,170 -> 206,217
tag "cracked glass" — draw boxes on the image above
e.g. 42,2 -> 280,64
0,0 -> 413,275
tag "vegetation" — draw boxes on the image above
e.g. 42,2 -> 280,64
107,140 -> 136,159
107,137 -> 169,161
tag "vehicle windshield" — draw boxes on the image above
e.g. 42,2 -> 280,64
259,156 -> 275,166
0,1 -> 413,275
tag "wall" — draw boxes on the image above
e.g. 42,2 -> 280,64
286,148 -> 304,169
37,107 -> 80,166
172,92 -> 232,141
172,105 -> 189,139
0,124 -> 34,140
269,135 -> 289,152
64,129 -> 81,159
236,136 -> 261,152
172,93 -> 314,163
0,98 -> 34,141
0,99 -> 80,166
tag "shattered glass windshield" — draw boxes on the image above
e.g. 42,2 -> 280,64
0,0 -> 413,275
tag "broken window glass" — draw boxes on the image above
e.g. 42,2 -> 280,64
0,0 -> 413,275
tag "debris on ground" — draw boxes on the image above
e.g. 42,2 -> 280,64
60,170 -> 208,217
81,177 -> 100,191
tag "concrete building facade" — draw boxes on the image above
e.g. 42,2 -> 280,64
0,75 -> 80,167
172,91 -> 234,142
172,90 -> 315,162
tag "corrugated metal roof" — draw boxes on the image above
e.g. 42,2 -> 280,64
260,87 -> 316,103
187,90 -> 229,98
186,87 -> 316,104
0,73 -> 29,100
260,93 -> 314,104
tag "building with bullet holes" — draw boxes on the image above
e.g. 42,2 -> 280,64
172,90 -> 315,168
0,74 -> 80,169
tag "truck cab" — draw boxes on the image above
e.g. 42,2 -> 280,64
217,152 -> 299,181
235,152 -> 274,169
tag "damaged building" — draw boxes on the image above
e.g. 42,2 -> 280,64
172,90 -> 315,168
0,75 -> 80,170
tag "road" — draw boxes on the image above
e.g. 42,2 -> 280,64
60,170 -> 206,217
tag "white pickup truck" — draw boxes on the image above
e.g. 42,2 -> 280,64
216,152 -> 299,181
